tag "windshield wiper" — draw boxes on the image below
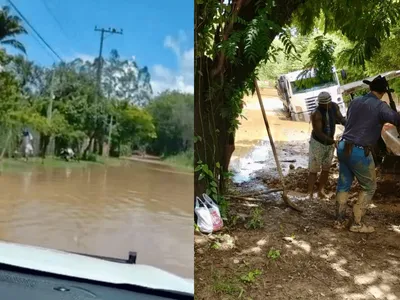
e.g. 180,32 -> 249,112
70,251 -> 137,264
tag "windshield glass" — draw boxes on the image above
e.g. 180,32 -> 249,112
290,74 -> 338,94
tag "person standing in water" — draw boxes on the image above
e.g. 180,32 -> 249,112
308,92 -> 346,200
22,129 -> 34,161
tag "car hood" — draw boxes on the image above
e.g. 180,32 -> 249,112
0,241 -> 193,295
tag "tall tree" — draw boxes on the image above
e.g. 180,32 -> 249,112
0,6 -> 27,53
102,49 -> 153,106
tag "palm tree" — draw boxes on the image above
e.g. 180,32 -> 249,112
0,6 -> 27,53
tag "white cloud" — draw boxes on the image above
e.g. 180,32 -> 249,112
151,31 -> 194,95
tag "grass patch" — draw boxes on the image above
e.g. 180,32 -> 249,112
245,207 -> 264,229
164,150 -> 193,171
0,156 -> 122,173
267,248 -> 281,260
211,268 -> 262,298
212,271 -> 244,297
240,269 -> 262,284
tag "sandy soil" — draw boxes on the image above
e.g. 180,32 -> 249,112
195,89 -> 400,300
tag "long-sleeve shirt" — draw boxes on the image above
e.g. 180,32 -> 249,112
342,92 -> 400,146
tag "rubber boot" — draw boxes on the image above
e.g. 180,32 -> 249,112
350,191 -> 375,233
333,192 -> 349,229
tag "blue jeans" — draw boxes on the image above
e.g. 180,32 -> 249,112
336,140 -> 377,196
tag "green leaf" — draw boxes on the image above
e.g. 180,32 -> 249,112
210,180 -> 218,187
199,173 -> 205,181
216,162 -> 221,168
194,165 -> 202,172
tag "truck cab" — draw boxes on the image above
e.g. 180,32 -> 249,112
277,67 -> 346,122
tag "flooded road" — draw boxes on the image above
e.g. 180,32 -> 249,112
231,89 -> 344,183
0,160 -> 193,279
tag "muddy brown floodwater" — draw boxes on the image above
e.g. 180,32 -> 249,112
0,160 -> 193,279
231,89 -> 344,183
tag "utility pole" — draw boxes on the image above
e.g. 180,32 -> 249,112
47,68 -> 55,122
94,26 -> 123,113
93,26 -> 123,155
46,68 -> 56,156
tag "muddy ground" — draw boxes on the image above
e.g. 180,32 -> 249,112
195,91 -> 400,300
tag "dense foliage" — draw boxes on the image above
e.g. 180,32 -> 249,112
260,26 -> 400,97
147,91 -> 194,156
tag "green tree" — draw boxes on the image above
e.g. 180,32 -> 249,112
147,91 -> 194,156
0,6 -> 27,53
102,49 -> 153,106
7,55 -> 47,96
0,66 -> 25,159
110,101 -> 156,156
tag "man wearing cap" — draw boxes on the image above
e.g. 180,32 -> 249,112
335,75 -> 400,233
308,92 -> 346,200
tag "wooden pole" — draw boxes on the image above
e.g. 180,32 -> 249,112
254,80 -> 303,212
0,129 -> 12,161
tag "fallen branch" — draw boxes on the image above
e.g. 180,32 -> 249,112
226,188 -> 283,199
226,195 -> 268,202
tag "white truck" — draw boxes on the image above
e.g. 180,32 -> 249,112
276,67 -> 346,122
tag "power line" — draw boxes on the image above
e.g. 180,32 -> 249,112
40,0 -> 70,42
7,0 -> 64,62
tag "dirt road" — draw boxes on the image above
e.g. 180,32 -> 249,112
195,90 -> 400,300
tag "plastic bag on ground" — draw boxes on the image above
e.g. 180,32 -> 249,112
194,197 -> 213,234
202,193 -> 223,232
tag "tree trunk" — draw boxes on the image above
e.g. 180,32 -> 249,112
83,133 -> 95,159
0,129 -> 12,161
40,134 -> 50,159
107,115 -> 113,157
194,57 -> 230,198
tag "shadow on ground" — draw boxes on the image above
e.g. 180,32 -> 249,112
195,190 -> 400,299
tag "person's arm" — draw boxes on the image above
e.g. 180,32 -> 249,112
311,111 -> 335,145
333,102 -> 346,125
378,102 -> 400,126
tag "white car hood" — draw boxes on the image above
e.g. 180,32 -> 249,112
0,241 -> 193,295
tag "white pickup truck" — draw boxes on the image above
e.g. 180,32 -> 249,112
277,67 -> 346,122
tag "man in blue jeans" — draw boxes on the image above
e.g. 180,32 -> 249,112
335,75 -> 400,233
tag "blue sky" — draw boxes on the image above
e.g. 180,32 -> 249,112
0,0 -> 194,94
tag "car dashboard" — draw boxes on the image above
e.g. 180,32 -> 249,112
0,263 -> 193,300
